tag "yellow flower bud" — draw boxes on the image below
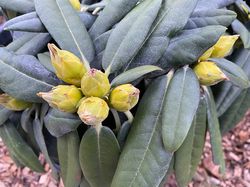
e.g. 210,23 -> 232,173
210,35 -> 239,58
109,84 -> 140,112
0,94 -> 32,111
37,85 -> 83,113
77,97 -> 109,125
48,43 -> 86,87
198,47 -> 214,62
193,61 -> 228,86
69,0 -> 81,11
81,69 -> 111,98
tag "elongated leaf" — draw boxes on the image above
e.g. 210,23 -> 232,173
185,9 -> 236,29
57,131 -> 82,187
196,0 -> 236,9
111,75 -> 173,187
0,106 -> 12,125
44,108 -> 82,137
175,96 -> 207,187
211,58 -> 250,88
37,53 -> 55,73
16,33 -> 51,55
102,0 -> 162,74
79,126 -> 120,187
4,18 -> 46,32
117,121 -> 131,149
0,121 -> 44,172
6,33 -> 36,51
0,0 -> 35,13
124,0 -> 198,71
204,87 -> 225,174
3,12 -> 37,27
162,67 -> 200,152
159,26 -> 226,69
78,12 -> 96,30
34,0 -> 94,63
33,108 -> 59,178
89,0 -> 139,39
0,48 -> 60,102
111,65 -> 162,87
231,19 -> 250,49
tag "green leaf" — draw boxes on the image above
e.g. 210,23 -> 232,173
102,0 -> 162,74
111,75 -> 173,187
33,108 -> 59,178
231,19 -> 250,48
34,0 -> 94,64
117,121 -> 131,149
79,126 -> 120,187
204,87 -> 225,174
185,9 -> 236,29
0,106 -> 12,126
37,53 -> 55,73
111,65 -> 162,87
0,48 -> 59,103
196,0 -> 235,9
124,0 -> 198,71
162,67 -> 200,152
211,58 -> 250,89
175,96 -> 207,187
0,121 -> 44,172
44,108 -> 82,138
57,131 -> 82,187
4,11 -> 37,28
159,25 -> 226,69
89,0 -> 139,39
6,33 -> 37,52
0,0 -> 35,13
15,33 -> 51,55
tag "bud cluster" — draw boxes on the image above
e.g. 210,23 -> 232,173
194,35 -> 239,86
38,44 -> 140,126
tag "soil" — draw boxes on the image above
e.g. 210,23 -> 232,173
0,110 -> 249,187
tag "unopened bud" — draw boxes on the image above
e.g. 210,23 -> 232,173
48,43 -> 86,87
0,94 -> 32,111
38,85 -> 83,113
81,69 -> 111,98
109,84 -> 140,112
69,0 -> 81,10
193,61 -> 228,86
198,47 -> 214,62
210,35 -> 239,58
77,97 -> 109,125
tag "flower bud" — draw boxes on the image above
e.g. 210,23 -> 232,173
109,84 -> 140,112
198,47 -> 214,62
69,0 -> 81,10
81,69 -> 111,98
48,43 -> 86,87
37,85 -> 83,113
0,94 -> 32,111
77,97 -> 109,125
193,61 -> 228,86
210,35 -> 239,58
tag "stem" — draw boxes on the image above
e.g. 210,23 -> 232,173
124,111 -> 134,124
105,66 -> 111,77
111,109 -> 121,132
94,123 -> 102,134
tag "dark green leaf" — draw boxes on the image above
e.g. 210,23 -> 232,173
204,87 -> 225,174
0,0 -> 35,13
111,75 -> 173,187
79,126 -> 120,187
117,121 -> 131,149
162,67 -> 200,152
0,121 -> 44,172
34,0 -> 94,63
57,131 -> 82,187
89,0 -> 139,39
111,65 -> 162,87
159,26 -> 226,69
175,96 -> 207,187
44,108 -> 82,138
0,48 -> 60,103
185,9 -> 236,29
211,58 -> 250,89
102,0 -> 162,74
124,0 -> 198,70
